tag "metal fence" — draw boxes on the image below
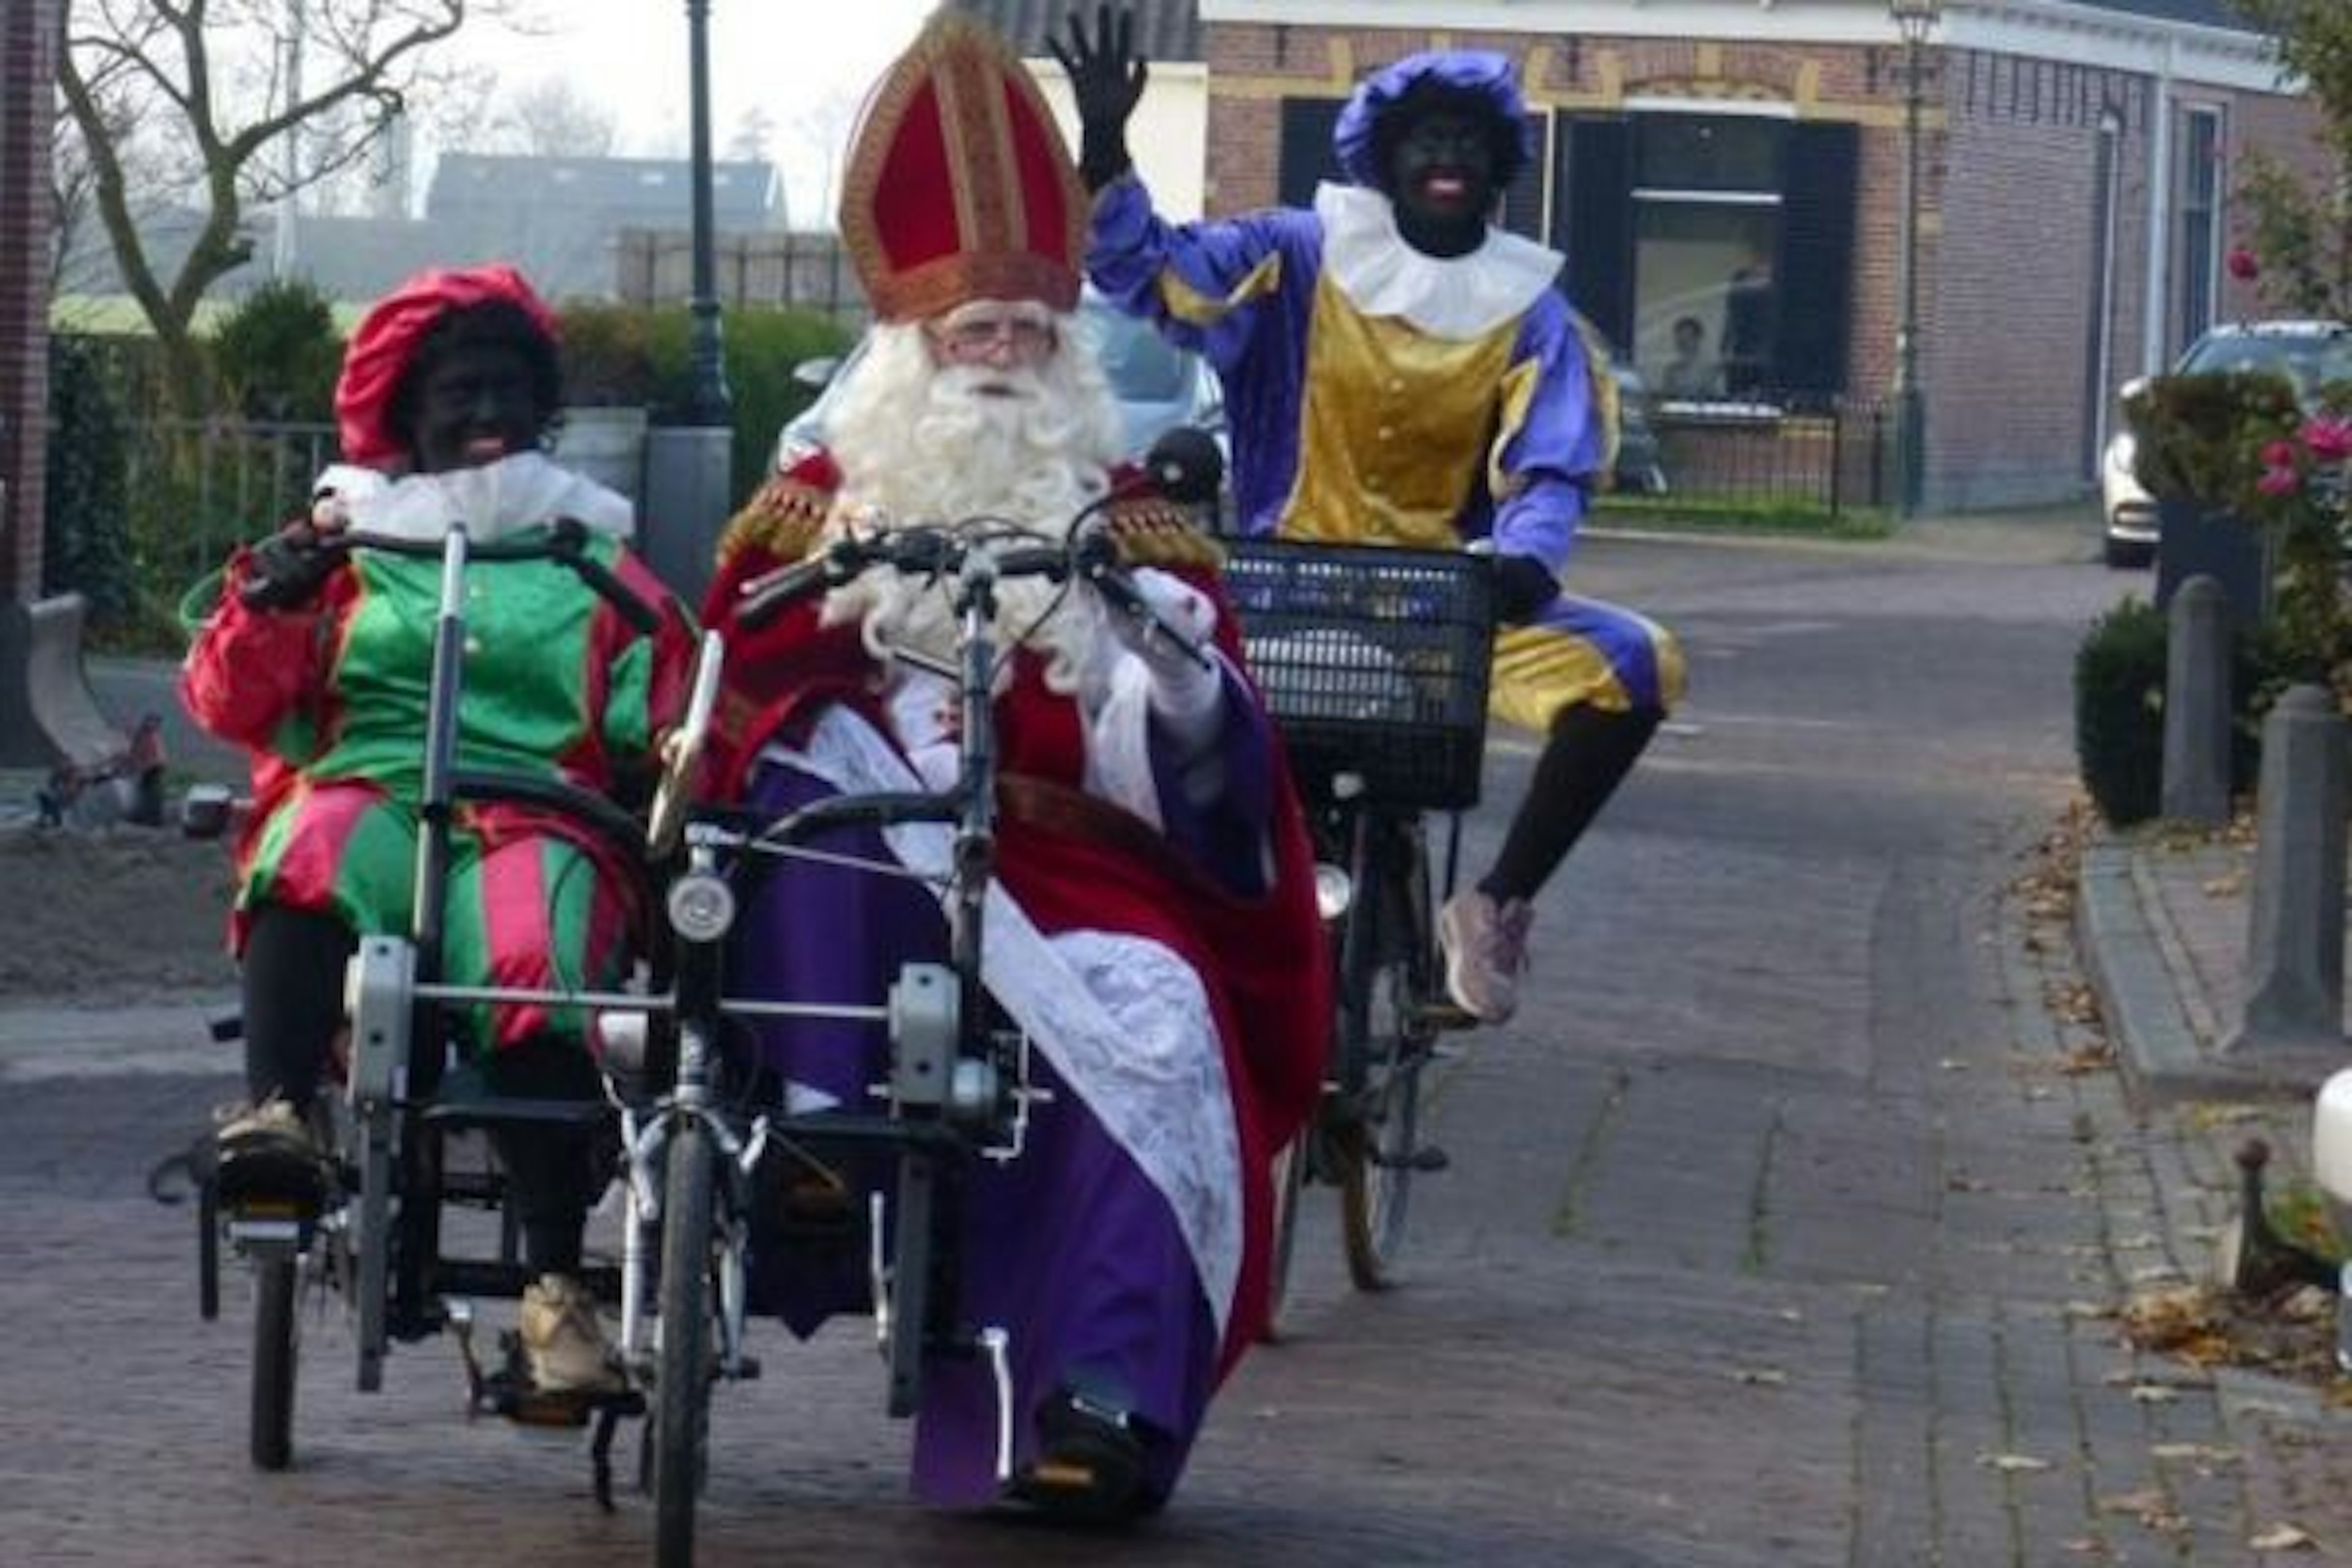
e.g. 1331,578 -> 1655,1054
1647,396 -> 1893,515
116,417 -> 341,624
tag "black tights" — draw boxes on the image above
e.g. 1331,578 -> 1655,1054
240,902 -> 601,1275
1479,704 -> 1663,904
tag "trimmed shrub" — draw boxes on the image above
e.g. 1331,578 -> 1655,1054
2075,597 -> 2169,826
210,279 -> 343,420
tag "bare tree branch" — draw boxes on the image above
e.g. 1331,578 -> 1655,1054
61,0 -> 512,409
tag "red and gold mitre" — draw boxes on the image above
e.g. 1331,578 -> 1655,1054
839,10 -> 1086,323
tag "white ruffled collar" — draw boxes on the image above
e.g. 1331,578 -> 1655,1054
1316,181 -> 1564,340
339,451 -> 636,543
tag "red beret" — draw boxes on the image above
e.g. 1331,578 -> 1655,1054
334,264 -> 559,469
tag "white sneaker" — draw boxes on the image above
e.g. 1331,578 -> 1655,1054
1437,891 -> 1533,1024
518,1273 -> 623,1395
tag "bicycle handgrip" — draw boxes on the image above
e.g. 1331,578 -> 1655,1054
734,553 -> 837,630
1080,547 -> 1216,672
235,529 -> 350,610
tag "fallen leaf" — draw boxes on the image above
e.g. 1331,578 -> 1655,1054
2250,1523 -> 2316,1551
2150,1442 -> 2239,1465
1978,1451 -> 2054,1474
2128,1383 -> 2180,1403
1731,1366 -> 1786,1386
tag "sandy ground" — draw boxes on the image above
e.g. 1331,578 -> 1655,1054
0,823 -> 239,1003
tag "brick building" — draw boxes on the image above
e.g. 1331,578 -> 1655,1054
0,0 -> 55,603
967,0 -> 2318,513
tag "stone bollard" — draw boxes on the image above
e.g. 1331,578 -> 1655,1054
2226,683 -> 2348,1055
2162,575 -> 2234,824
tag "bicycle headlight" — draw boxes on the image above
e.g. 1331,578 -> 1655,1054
1313,863 -> 1353,922
666,871 -> 737,943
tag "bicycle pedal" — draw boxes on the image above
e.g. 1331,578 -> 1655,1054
1418,1000 -> 1479,1033
484,1371 -> 643,1429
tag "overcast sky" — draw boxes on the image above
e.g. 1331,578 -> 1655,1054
472,1 -> 937,225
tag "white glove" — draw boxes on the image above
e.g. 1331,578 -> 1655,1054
308,463 -> 386,533
1106,567 -> 1223,731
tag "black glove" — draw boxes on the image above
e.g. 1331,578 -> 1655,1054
239,524 -> 337,611
1052,5 -> 1146,192
1491,554 -> 1559,622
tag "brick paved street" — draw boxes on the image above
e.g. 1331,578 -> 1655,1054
5,531 -> 2347,1566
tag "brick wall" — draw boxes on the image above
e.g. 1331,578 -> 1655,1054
0,0 -> 55,603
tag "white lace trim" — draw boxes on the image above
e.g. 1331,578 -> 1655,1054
763,706 -> 1244,1338
1317,181 -> 1562,341
345,451 -> 636,542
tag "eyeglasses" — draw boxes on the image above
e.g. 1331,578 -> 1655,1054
928,314 -> 1058,363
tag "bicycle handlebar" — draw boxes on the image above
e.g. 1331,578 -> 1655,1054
238,517 -> 665,635
731,519 -> 1213,672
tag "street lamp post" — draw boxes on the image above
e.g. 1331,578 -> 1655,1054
1890,0 -> 1941,518
684,0 -> 731,425
640,0 -> 736,601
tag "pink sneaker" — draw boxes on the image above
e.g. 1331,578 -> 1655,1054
1437,891 -> 1533,1024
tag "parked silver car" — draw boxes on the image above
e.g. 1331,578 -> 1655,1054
2101,319 -> 2352,567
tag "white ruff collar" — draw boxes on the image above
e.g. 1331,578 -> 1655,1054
1316,181 -> 1563,340
342,452 -> 636,543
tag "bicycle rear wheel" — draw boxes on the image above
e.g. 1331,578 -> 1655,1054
1336,825 -> 1437,1291
653,1122 -> 715,1568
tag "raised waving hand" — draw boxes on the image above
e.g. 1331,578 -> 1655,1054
1052,4 -> 1148,191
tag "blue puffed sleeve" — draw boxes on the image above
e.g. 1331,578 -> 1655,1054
1484,295 -> 1610,572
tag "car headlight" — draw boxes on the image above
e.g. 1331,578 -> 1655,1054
2106,431 -> 2136,473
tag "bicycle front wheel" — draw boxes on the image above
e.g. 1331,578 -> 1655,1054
1261,1130 -> 1310,1340
653,1122 -> 715,1568
1336,829 -> 1437,1291
249,1252 -> 300,1470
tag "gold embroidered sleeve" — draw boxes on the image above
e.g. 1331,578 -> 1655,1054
1156,253 -> 1283,328
715,475 -> 831,568
1101,499 -> 1227,572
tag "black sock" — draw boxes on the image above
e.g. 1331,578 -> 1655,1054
241,904 -> 357,1108
1479,705 -> 1663,903
488,1036 -> 605,1276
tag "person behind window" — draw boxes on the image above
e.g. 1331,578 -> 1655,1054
181,264 -> 699,1399
701,13 -> 1328,1524
1720,250 -> 1773,397
1659,314 -> 1721,399
1060,7 -> 1686,1027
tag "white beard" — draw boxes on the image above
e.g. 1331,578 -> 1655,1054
818,320 -> 1129,693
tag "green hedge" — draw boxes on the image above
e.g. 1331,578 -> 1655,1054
557,303 -> 852,507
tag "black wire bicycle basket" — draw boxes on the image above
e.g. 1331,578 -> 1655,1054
1223,539 -> 1496,812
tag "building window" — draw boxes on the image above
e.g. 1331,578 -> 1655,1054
1630,116 -> 1783,402
2177,105 -> 2225,353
